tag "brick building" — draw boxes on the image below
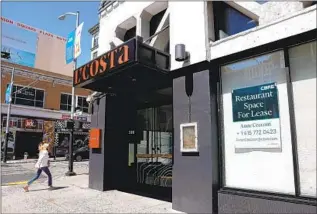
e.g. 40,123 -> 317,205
1,61 -> 91,159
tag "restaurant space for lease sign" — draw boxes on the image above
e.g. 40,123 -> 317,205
231,82 -> 281,149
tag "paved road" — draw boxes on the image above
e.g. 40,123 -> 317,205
1,161 -> 89,186
1,164 -> 35,185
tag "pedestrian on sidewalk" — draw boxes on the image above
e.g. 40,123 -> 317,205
23,142 -> 53,192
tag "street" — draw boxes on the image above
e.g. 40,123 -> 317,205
1,160 -> 88,186
1,160 -> 183,213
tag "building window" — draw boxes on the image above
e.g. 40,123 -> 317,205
60,94 -> 89,113
93,35 -> 99,49
7,85 -> 45,108
220,51 -> 296,195
289,41 -> 316,198
124,26 -> 136,42
60,93 -> 72,111
213,1 -> 257,40
150,9 -> 167,37
92,52 -> 98,59
77,96 -> 89,113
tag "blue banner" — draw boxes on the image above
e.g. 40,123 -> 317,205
66,30 -> 75,64
5,83 -> 12,104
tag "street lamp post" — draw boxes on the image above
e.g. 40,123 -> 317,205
2,68 -> 15,163
58,11 -> 79,176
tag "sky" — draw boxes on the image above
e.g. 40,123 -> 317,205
1,1 -> 100,67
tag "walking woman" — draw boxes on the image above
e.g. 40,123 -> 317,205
23,142 -> 53,192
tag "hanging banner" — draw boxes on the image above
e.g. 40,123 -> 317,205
66,30 -> 75,64
232,82 -> 281,149
74,22 -> 84,59
5,83 -> 12,104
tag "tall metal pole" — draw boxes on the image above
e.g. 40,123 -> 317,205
71,11 -> 79,120
2,68 -> 15,163
66,11 -> 79,176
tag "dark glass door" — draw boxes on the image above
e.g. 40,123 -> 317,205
134,104 -> 173,188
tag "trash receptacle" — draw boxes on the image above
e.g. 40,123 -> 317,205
24,152 -> 28,160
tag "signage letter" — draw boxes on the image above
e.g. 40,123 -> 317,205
82,65 -> 90,80
99,55 -> 107,73
118,45 -> 129,64
90,60 -> 99,77
108,51 -> 115,69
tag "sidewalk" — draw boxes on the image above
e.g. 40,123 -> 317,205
2,173 -> 183,213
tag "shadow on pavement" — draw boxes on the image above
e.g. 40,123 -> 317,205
74,172 -> 89,176
29,186 -> 68,192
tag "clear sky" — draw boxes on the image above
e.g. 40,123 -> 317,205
1,1 -> 100,67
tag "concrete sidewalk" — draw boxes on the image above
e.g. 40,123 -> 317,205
1,173 -> 183,213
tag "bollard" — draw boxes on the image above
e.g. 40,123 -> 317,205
24,152 -> 28,160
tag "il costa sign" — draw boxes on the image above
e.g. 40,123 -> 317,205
73,39 -> 135,86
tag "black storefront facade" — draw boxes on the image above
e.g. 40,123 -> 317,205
74,31 -> 316,213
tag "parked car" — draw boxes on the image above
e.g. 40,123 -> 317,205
65,146 -> 89,162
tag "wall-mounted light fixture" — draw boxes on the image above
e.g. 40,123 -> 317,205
175,44 -> 190,62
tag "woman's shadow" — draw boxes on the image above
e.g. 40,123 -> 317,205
29,186 -> 69,192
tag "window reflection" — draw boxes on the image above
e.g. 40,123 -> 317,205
213,1 -> 257,40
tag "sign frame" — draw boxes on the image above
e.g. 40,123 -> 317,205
180,122 -> 198,153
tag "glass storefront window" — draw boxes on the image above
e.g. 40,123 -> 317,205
221,51 -> 296,194
289,41 -> 317,198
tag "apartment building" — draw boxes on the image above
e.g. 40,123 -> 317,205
75,1 -> 316,213
1,17 -> 91,159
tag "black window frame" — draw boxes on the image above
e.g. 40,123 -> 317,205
60,93 -> 72,112
6,84 -> 45,108
213,1 -> 258,41
76,95 -> 89,113
214,29 -> 317,205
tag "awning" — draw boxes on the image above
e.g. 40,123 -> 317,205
73,37 -> 171,93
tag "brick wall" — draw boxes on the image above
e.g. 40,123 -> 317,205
1,61 -> 91,111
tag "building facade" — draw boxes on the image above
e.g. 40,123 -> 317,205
77,1 -> 316,213
1,61 -> 91,159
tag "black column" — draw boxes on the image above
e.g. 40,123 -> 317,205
89,95 -> 107,191
172,69 -> 219,213
103,94 -> 137,190
89,93 -> 137,191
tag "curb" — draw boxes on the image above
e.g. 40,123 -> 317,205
4,158 -> 68,164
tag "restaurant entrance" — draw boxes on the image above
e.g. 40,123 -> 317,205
73,37 -> 172,199
127,88 -> 173,200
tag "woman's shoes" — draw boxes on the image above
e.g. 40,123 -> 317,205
23,186 -> 29,192
48,186 -> 54,191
